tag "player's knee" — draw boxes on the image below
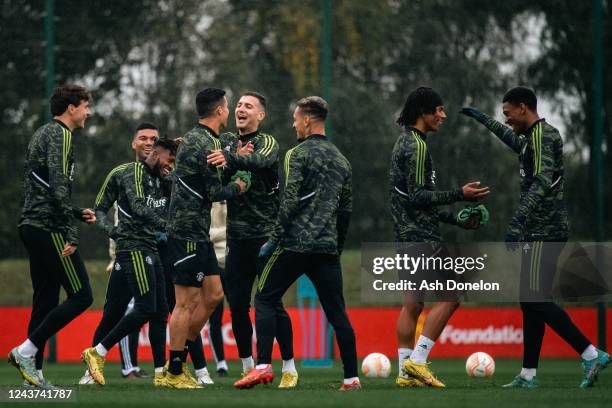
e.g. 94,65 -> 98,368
403,302 -> 424,318
73,287 -> 93,310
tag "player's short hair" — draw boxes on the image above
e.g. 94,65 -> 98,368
50,84 -> 91,116
503,86 -> 537,111
153,137 -> 178,156
397,87 -> 443,127
296,96 -> 328,121
135,122 -> 159,133
196,88 -> 226,118
241,91 -> 267,110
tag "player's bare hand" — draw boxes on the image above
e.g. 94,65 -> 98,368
62,243 -> 77,257
237,140 -> 254,156
462,181 -> 490,201
82,208 -> 96,224
234,177 -> 247,194
207,150 -> 227,167
174,137 -> 182,145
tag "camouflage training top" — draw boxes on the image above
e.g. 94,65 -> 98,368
269,134 -> 352,255
167,124 -> 241,243
94,161 -> 167,252
220,131 -> 279,240
476,115 -> 568,240
389,127 -> 463,242
19,120 -> 83,244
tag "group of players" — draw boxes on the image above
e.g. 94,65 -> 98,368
8,83 -> 610,392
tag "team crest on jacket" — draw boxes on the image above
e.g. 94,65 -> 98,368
115,262 -> 121,271
431,170 -> 436,185
145,256 -> 153,265
196,272 -> 204,282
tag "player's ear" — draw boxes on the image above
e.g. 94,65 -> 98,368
258,111 -> 266,122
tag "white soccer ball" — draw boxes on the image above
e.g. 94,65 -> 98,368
465,352 -> 495,378
361,352 -> 391,378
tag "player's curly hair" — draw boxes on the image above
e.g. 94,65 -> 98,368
153,137 -> 178,156
397,87 -> 443,127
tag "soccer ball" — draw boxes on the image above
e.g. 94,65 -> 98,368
465,352 -> 495,378
361,352 -> 391,378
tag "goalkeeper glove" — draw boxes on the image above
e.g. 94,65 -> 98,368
456,204 -> 490,227
460,107 -> 487,124
231,170 -> 252,191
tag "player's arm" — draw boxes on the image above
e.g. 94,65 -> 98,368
46,128 -> 79,244
122,164 -> 166,230
269,148 -> 304,244
506,129 -> 556,239
337,170 -> 352,255
93,170 -> 118,236
460,107 -> 523,153
402,145 -> 463,207
437,210 -> 458,225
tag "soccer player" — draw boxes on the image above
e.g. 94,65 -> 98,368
80,137 -> 177,386
9,84 -> 95,387
207,92 -> 297,387
390,87 -> 489,388
163,88 -> 249,389
233,96 -> 358,391
79,123 -> 160,385
461,86 -> 610,388
117,123 -> 160,380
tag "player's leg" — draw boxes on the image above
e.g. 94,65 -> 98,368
306,253 -> 359,390
183,243 -> 223,385
13,228 -> 93,386
534,242 -> 608,387
208,298 -> 228,375
82,251 -> 157,385
119,299 -> 141,378
148,254 -> 169,380
235,248 -> 300,388
396,300 -> 424,386
13,225 -> 62,386
504,241 -> 543,388
225,238 -> 259,373
79,258 -> 132,385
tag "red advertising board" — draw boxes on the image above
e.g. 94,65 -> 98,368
1,307 -> 610,362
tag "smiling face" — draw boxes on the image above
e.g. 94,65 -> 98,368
502,101 -> 529,134
422,105 -> 446,132
132,128 -> 159,161
67,100 -> 91,129
235,95 -> 265,134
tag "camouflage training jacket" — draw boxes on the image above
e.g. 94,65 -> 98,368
94,161 -> 167,252
19,120 -> 83,244
220,131 -> 279,240
270,134 -> 352,255
476,115 -> 568,240
166,124 -> 241,243
389,127 -> 463,242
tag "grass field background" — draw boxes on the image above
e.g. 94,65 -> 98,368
1,360 -> 611,408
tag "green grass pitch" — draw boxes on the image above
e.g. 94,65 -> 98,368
1,360 -> 610,407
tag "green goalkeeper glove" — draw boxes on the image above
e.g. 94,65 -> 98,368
457,204 -> 490,226
231,170 -> 252,191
